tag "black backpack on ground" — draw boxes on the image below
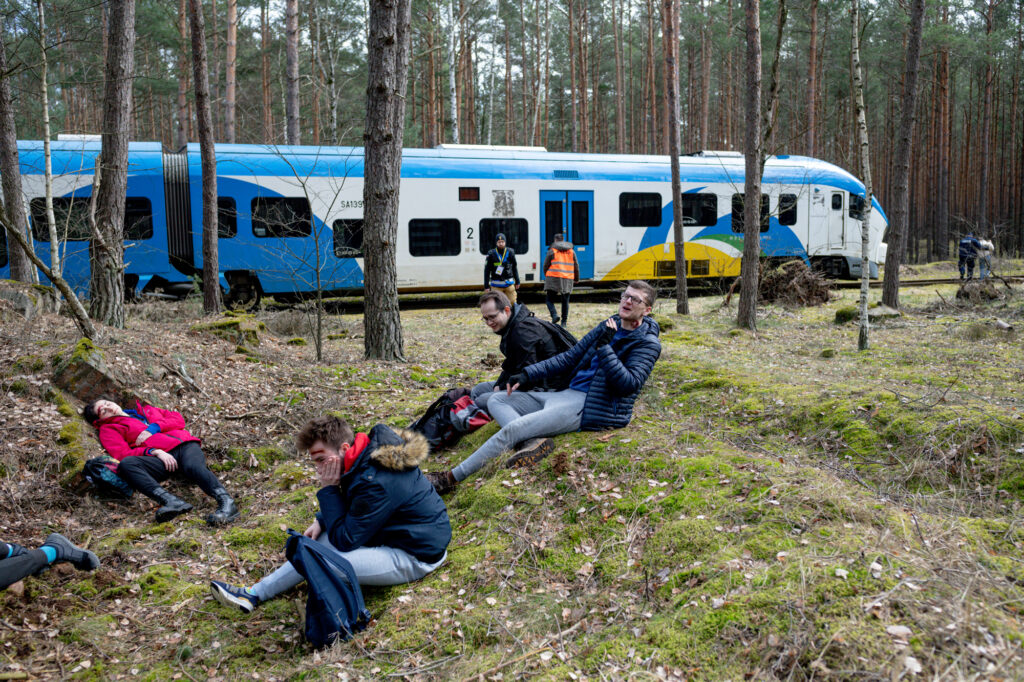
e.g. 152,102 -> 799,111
82,456 -> 134,499
285,530 -> 371,649
408,387 -> 472,449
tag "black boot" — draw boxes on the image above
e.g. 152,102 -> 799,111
149,486 -> 193,522
206,487 -> 240,526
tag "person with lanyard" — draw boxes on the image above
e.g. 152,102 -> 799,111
82,399 -> 240,526
484,233 -> 521,305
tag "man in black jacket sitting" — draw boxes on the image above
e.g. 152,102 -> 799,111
471,290 -> 574,412
209,416 -> 451,613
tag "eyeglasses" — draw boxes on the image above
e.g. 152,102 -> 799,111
620,292 -> 647,306
482,312 -> 503,323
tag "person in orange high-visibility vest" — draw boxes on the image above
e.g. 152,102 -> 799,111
543,233 -> 579,327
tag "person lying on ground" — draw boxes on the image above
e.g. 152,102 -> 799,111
427,280 -> 661,494
1,534 -> 99,591
82,399 -> 240,526
471,290 -> 574,412
208,416 -> 451,613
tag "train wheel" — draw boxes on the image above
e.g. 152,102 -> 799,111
225,282 -> 261,311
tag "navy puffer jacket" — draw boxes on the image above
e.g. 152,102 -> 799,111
522,315 -> 661,430
317,424 -> 451,564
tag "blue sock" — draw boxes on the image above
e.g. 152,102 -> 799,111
41,546 -> 57,563
2,545 -> 10,559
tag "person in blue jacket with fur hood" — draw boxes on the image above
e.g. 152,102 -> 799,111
427,280 -> 661,494
209,417 -> 451,613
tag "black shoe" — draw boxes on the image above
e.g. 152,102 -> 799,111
5,542 -> 27,558
505,438 -> 555,468
551,315 -> 560,324
425,470 -> 458,496
206,487 -> 240,526
150,486 -> 193,522
42,533 -> 99,571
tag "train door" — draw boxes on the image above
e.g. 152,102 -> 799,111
828,191 -> 845,249
539,190 -> 594,280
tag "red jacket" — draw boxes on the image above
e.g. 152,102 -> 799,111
95,403 -> 200,462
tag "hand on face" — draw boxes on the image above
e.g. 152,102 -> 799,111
316,455 -> 342,486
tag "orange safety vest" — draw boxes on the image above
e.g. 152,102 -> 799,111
545,248 -> 576,280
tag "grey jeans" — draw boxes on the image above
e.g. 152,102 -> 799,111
471,381 -> 500,412
250,532 -> 446,602
451,388 -> 586,481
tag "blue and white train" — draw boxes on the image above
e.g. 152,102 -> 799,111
0,138 -> 888,301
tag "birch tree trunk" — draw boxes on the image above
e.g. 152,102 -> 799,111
224,0 -> 237,143
188,0 -> 221,315
881,0 -> 925,308
90,0 -> 135,329
737,0 -> 761,331
285,0 -> 300,145
851,0 -> 873,351
363,0 -> 410,361
0,28 -> 36,283
806,0 -> 818,156
663,0 -> 688,314
261,0 -> 272,142
447,0 -> 459,143
36,0 -> 61,281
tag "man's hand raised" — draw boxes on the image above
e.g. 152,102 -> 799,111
506,373 -> 527,394
317,457 -> 342,487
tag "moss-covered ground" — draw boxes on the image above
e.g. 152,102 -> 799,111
1,280 -> 1023,679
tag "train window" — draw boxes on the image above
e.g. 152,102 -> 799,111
251,197 -> 312,238
731,193 -> 769,233
479,218 -> 528,255
30,196 -> 153,241
544,201 -> 563,245
459,187 -> 480,201
680,193 -> 717,226
217,198 -> 237,238
333,219 -> 364,257
409,218 -> 461,257
831,193 -> 843,210
124,198 -> 153,240
619,192 -> 661,227
570,201 -> 590,245
731,194 -> 768,233
849,194 -> 865,220
779,193 -> 798,226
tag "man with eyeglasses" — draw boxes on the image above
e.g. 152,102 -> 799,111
470,290 -> 576,413
427,281 -> 661,494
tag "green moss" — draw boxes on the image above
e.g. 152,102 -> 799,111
191,315 -> 266,346
834,306 -> 858,324
327,331 -> 348,340
451,477 -> 511,517
286,337 -> 307,346
269,461 -> 309,490
55,420 -> 92,484
275,390 -> 306,406
8,378 -> 27,394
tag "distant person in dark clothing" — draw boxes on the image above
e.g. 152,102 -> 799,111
484,233 -> 521,305
958,232 -> 982,280
83,399 -> 240,526
1,534 -> 99,591
470,290 -> 574,412
543,233 -> 579,327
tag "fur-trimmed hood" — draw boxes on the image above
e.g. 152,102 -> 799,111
368,427 -> 430,471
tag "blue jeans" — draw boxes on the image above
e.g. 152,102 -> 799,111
250,533 -> 446,602
451,389 -> 586,481
980,256 -> 991,280
471,381 -> 499,412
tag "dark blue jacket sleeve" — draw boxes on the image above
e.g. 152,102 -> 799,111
594,336 -> 661,395
317,478 -> 400,552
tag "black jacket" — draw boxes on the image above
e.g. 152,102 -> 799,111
317,424 -> 451,564
495,304 -> 570,391
484,247 -> 520,288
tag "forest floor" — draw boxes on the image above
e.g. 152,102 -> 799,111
2,270 -> 1024,681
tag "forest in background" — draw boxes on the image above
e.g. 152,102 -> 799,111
2,0 -> 1022,262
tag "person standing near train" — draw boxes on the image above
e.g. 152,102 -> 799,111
484,233 -> 521,305
543,233 -> 579,327
958,232 -> 982,281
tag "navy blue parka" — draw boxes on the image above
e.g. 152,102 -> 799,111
316,424 -> 451,564
521,315 -> 661,430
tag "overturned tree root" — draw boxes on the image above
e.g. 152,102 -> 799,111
723,260 -> 834,307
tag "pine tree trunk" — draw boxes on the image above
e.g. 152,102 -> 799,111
447,0 -> 459,143
90,0 -> 135,329
807,0 -> 818,156
851,0 -> 873,351
225,0 -> 237,143
209,0 -> 220,139
881,0 -> 924,309
261,0 -> 272,143
363,0 -> 409,361
176,0 -> 189,149
285,0 -> 300,145
0,28 -> 36,283
737,0 -> 761,331
977,0 -> 995,234
663,0 -> 688,314
936,4 -> 950,258
613,0 -> 625,153
189,0 -> 221,315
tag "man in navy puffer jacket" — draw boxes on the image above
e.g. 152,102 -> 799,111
427,280 -> 661,494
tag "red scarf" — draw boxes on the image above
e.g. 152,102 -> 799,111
343,432 -> 370,473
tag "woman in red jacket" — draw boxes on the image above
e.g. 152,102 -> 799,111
82,399 -> 239,526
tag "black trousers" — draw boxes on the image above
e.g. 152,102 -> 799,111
0,546 -> 48,590
116,441 -> 221,498
545,290 -> 571,326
